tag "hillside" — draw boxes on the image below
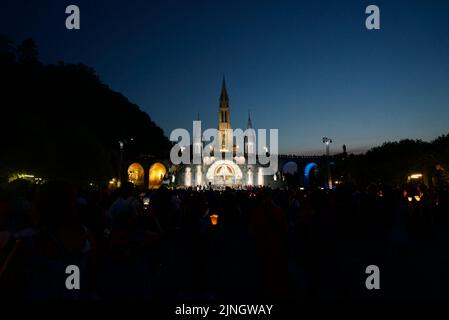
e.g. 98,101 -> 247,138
0,36 -> 171,185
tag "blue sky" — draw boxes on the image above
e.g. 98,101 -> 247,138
2,0 -> 449,154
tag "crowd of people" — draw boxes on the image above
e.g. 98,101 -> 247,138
1,179 -> 449,300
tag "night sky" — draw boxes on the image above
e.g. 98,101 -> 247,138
1,0 -> 449,154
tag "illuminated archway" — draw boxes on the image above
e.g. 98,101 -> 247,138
149,162 -> 167,189
127,162 -> 144,187
206,160 -> 243,186
282,161 -> 298,174
304,162 -> 318,188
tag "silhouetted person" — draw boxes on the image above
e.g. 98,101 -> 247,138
0,181 -> 95,300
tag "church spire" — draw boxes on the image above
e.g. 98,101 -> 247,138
219,75 -> 229,108
218,76 -> 232,151
247,110 -> 253,129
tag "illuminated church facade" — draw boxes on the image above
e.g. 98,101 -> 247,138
179,78 -> 267,188
125,79 -> 341,190
126,78 -> 282,190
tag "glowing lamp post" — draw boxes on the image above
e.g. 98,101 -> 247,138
118,140 -> 124,187
322,137 -> 333,189
117,137 -> 134,188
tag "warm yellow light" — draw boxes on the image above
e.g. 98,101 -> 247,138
409,173 -> 423,179
210,214 -> 219,226
414,195 -> 421,202
8,173 -> 38,183
149,162 -> 166,189
128,163 -> 144,186
408,197 -> 413,202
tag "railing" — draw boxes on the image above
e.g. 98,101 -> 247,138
278,154 -> 326,159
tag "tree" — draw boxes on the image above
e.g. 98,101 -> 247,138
16,38 -> 39,64
431,134 -> 449,185
0,34 -> 15,64
0,36 -> 171,186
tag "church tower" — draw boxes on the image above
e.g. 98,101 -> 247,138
245,111 -> 256,156
218,77 -> 232,151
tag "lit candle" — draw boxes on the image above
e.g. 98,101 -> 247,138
210,214 -> 219,226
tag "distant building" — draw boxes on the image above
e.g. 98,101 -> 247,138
177,78 -> 265,188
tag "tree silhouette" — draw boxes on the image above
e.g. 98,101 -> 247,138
0,34 -> 15,64
16,38 -> 39,64
0,36 -> 171,186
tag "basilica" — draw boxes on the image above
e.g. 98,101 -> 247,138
178,78 -> 269,188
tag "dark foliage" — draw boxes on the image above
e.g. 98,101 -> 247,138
345,137 -> 449,187
0,35 -> 171,185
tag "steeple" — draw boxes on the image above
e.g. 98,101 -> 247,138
245,110 -> 255,156
219,75 -> 229,108
218,76 -> 232,151
247,110 -> 253,129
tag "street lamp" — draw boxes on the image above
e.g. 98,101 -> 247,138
118,137 -> 134,187
322,137 -> 333,189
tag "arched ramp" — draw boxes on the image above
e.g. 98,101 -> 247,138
127,162 -> 144,187
282,161 -> 298,175
304,162 -> 318,188
149,162 -> 167,189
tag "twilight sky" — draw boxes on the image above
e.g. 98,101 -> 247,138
1,0 -> 449,154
